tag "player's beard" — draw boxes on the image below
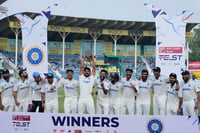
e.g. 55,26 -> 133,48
3,76 -> 9,81
183,77 -> 189,83
126,74 -> 131,80
100,76 -> 105,81
142,77 -> 147,82
24,75 -> 28,79
84,73 -> 90,77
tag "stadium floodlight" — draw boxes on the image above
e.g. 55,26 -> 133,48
129,30 -> 143,73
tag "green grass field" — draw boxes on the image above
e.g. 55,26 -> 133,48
58,87 -> 200,115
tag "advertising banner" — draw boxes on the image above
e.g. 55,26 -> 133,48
0,112 -> 200,133
145,4 -> 193,79
15,7 -> 51,75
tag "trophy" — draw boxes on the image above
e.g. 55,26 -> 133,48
85,50 -> 92,62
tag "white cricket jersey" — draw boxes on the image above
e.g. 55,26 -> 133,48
79,75 -> 95,98
192,79 -> 200,85
95,77 -> 110,101
13,79 -> 31,102
137,79 -> 152,104
41,80 -> 58,102
180,80 -> 200,101
59,78 -> 79,97
0,78 -> 16,99
166,83 -> 182,109
30,82 -> 43,101
151,76 -> 168,99
109,82 -> 123,99
121,77 -> 138,99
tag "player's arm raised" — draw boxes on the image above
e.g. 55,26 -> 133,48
79,55 -> 85,76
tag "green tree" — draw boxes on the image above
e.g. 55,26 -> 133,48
189,28 -> 200,61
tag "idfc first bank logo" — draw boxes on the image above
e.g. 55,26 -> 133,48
12,115 -> 31,131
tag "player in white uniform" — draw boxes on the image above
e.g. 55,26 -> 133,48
136,69 -> 153,115
41,73 -> 58,113
78,55 -> 96,114
179,70 -> 200,116
94,69 -> 110,114
166,73 -> 183,116
151,67 -> 168,115
0,69 -> 16,111
13,68 -> 31,112
121,67 -> 138,115
59,69 -> 79,114
30,72 -> 44,112
192,74 -> 199,85
109,73 -> 123,114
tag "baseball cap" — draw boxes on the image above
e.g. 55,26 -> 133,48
32,72 -> 40,78
169,73 -> 177,78
181,70 -> 190,75
153,66 -> 161,72
2,69 -> 9,74
126,67 -> 133,72
44,73 -> 54,78
110,73 -> 119,79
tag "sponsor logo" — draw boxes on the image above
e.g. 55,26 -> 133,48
12,115 -> 31,132
26,46 -> 45,66
146,118 -> 164,133
159,47 -> 182,53
158,55 -> 182,61
74,130 -> 82,133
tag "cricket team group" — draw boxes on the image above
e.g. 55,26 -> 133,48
0,55 -> 200,116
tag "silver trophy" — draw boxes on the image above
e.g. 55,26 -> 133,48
85,50 -> 92,62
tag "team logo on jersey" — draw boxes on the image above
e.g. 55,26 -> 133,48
147,118 -> 164,133
160,80 -> 162,82
188,84 -> 191,87
26,46 -> 45,66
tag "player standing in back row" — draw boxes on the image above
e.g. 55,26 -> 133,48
179,70 -> 200,116
59,69 -> 79,114
0,69 -> 16,111
151,67 -> 168,115
136,69 -> 153,115
94,69 -> 110,114
13,68 -> 31,112
121,67 -> 138,115
166,73 -> 182,116
78,55 -> 96,114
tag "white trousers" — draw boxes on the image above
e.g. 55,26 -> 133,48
96,99 -> 109,114
183,100 -> 198,116
64,97 -> 78,114
2,98 -> 14,112
121,98 -> 135,115
136,102 -> 150,115
153,97 -> 166,115
109,98 -> 121,114
78,97 -> 95,114
15,100 -> 29,112
45,99 -> 58,113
